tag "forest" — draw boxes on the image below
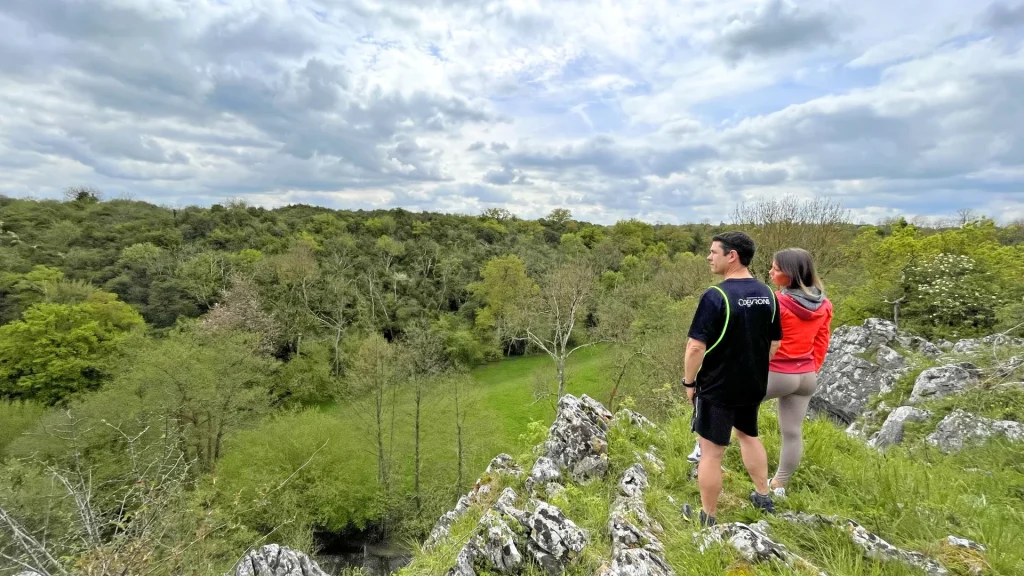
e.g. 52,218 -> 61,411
1,189 -> 1023,575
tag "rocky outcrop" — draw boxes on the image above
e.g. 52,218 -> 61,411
832,318 -> 898,353
425,453 -> 524,550
824,322 -> 1023,454
544,394 -> 613,483
698,521 -> 825,575
604,426 -> 674,576
812,318 -> 909,424
233,544 -> 329,576
476,510 -> 525,574
526,457 -> 562,495
445,490 -> 587,576
895,334 -> 943,358
875,345 -> 906,370
440,395 -> 624,576
526,502 -> 589,575
813,351 -> 902,424
951,334 -> 1024,355
868,406 -> 932,450
908,365 -> 979,403
779,513 -> 949,576
926,410 -> 1024,453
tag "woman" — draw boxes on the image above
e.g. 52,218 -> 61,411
764,248 -> 832,497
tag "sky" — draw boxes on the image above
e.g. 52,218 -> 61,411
1,0 -> 1023,225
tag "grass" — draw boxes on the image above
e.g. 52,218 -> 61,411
404,392 -> 1024,576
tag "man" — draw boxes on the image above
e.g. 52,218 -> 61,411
681,231 -> 781,527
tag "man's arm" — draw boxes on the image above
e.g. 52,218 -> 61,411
683,337 -> 706,404
683,287 -> 722,404
769,340 -> 780,360
684,338 -> 707,384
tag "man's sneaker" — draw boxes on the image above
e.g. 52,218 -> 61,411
686,440 -> 702,463
749,491 -> 775,514
769,478 -> 786,499
682,503 -> 717,527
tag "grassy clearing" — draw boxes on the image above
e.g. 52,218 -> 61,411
213,347 -> 617,538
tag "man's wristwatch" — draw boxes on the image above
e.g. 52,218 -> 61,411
682,379 -> 696,389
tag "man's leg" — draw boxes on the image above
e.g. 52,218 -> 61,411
697,436 -> 727,516
734,404 -> 775,513
735,428 -> 769,495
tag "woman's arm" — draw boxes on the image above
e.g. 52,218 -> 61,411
813,305 -> 833,371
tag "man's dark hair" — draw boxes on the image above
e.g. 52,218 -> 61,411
712,231 -> 756,267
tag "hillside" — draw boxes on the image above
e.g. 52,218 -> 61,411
397,321 -> 1024,576
231,320 -> 1024,576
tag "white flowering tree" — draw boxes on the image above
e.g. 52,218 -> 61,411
908,253 -> 1000,336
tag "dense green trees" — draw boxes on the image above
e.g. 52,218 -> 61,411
0,292 -> 144,404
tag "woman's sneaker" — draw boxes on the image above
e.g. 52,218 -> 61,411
769,478 -> 786,499
749,491 -> 775,514
687,440 -> 702,463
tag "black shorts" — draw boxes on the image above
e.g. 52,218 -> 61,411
692,396 -> 759,447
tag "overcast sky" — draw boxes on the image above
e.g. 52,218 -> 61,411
1,0 -> 1023,224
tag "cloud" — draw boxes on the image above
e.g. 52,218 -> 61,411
722,41 -> 1024,183
508,136 -> 717,180
983,2 -> 1024,30
720,166 -> 790,186
0,0 -> 1021,225
715,0 -> 843,62
483,166 -> 531,186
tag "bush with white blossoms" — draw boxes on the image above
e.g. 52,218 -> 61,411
908,253 -> 1000,334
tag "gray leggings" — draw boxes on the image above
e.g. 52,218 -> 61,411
764,371 -> 817,486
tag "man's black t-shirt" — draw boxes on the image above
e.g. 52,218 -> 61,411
688,278 -> 782,407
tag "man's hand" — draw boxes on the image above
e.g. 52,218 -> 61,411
686,384 -> 695,406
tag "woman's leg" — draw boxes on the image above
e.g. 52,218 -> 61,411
764,370 -> 800,401
772,372 -> 817,487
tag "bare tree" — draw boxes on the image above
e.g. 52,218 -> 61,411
506,257 -> 600,398
447,374 -> 472,496
1,412 -> 191,576
345,335 -> 401,490
733,196 -> 849,281
957,207 -> 980,228
401,324 -> 447,514
300,266 -> 357,376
